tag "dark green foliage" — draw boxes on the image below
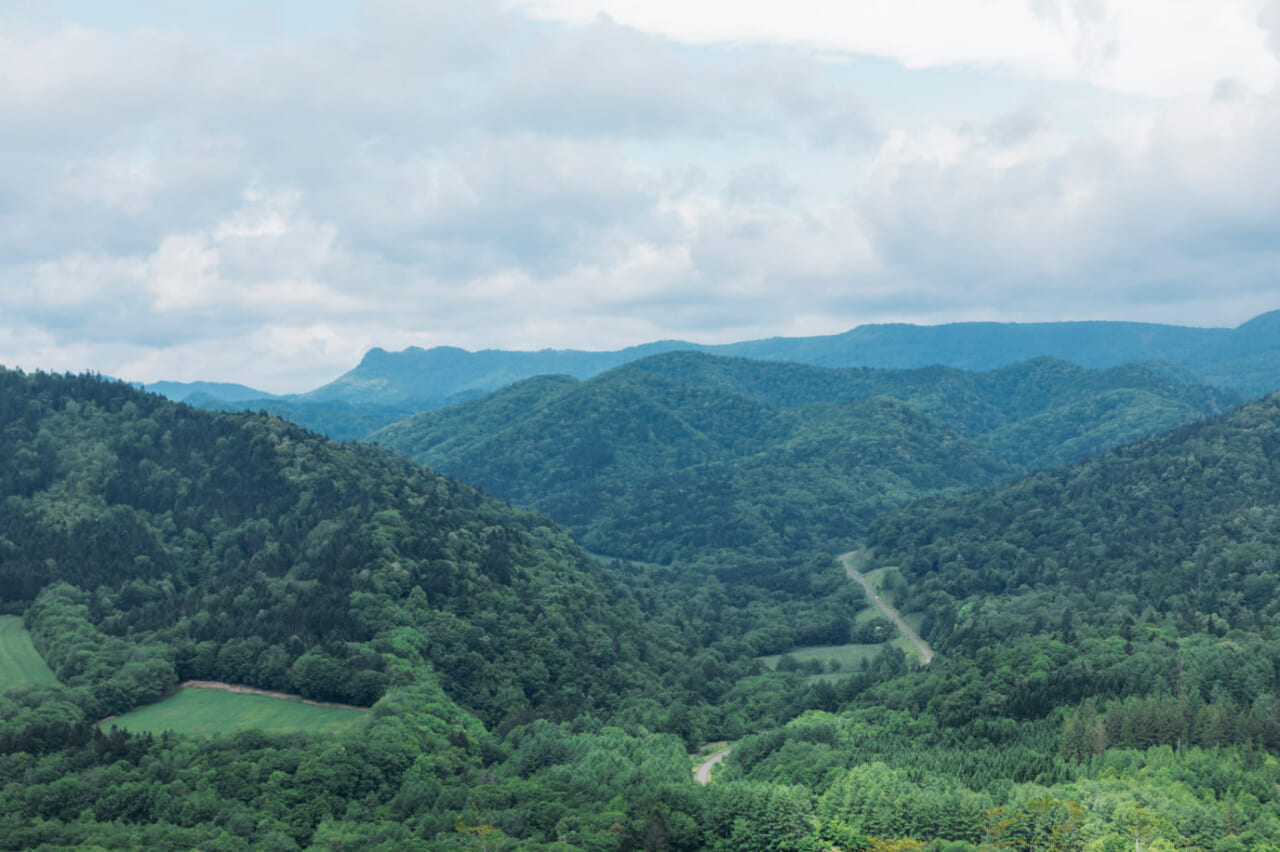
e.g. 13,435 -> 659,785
867,393 -> 1280,642
8,361 -> 1280,850
0,367 -> 680,724
579,397 -> 1015,563
623,351 -> 1240,467
372,352 -> 1234,567
193,395 -> 418,442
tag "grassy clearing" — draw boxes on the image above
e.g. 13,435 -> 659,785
104,687 -> 368,738
759,642 -> 885,678
0,615 -> 58,693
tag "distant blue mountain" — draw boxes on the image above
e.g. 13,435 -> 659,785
142,380 -> 279,404
302,310 -> 1280,407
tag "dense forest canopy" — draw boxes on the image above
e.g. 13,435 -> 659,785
0,367 -> 707,721
370,352 -> 1237,566
6,366 -> 1280,850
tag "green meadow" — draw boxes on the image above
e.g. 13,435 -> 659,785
104,687 -> 369,738
0,615 -> 58,693
759,642 -> 884,681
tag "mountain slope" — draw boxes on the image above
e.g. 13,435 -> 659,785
371,353 -> 1233,565
624,351 -> 1239,465
141,380 -> 278,404
577,397 -> 1017,564
192,395 -> 418,442
0,367 -> 675,726
867,391 -> 1280,645
298,340 -> 694,407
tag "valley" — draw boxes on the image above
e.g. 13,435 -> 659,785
3,337 -> 1280,850
9,1 -> 1280,846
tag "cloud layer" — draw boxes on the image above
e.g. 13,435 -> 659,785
3,0 -> 1279,390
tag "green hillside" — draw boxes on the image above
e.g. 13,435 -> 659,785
705,393 -> 1280,851
868,392 -> 1280,647
0,367 -> 889,850
7,368 -> 1280,850
371,352 -> 1236,565
0,367 -> 684,726
192,394 -> 420,442
577,397 -> 1017,564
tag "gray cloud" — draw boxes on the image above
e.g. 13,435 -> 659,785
858,89 -> 1280,326
2,0 -> 1279,390
1262,2 -> 1280,60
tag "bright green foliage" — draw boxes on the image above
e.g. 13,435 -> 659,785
5,358 -> 1280,850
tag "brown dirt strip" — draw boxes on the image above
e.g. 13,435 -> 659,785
176,681 -> 369,711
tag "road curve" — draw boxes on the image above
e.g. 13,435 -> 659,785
839,551 -> 934,666
694,747 -> 732,785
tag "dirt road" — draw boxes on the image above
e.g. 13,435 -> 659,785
839,551 -> 934,666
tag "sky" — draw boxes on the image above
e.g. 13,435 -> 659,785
4,0 -> 1280,392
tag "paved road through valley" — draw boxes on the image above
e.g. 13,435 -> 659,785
839,550 -> 934,666
694,747 -> 732,785
691,551 -> 931,784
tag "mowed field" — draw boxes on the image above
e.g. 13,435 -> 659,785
104,687 -> 369,737
0,615 -> 59,693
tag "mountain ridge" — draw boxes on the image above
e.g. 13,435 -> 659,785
141,311 -> 1279,435
303,309 -> 1280,409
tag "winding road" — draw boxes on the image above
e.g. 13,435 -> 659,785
694,747 -> 732,785
691,550 -> 933,783
839,550 -> 934,666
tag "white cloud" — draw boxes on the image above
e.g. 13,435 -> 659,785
1,0 -> 1279,391
857,83 -> 1280,325
513,0 -> 1280,98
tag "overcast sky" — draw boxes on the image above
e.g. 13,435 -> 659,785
5,0 -> 1280,392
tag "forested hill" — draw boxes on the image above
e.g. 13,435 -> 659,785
866,391 -> 1280,649
286,309 -> 1280,408
370,365 -> 1014,563
369,353 -> 1236,564
0,367 -> 679,727
625,351 -> 1240,467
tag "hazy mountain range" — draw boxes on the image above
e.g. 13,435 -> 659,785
149,311 -> 1280,424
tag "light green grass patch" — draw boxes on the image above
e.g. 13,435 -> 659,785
104,687 -> 368,737
760,642 -> 885,678
0,615 -> 58,693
